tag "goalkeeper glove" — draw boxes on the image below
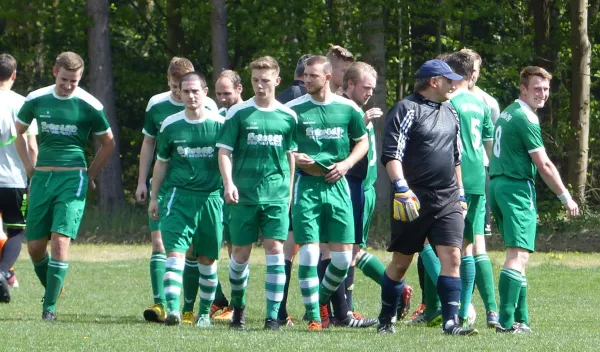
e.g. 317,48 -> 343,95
459,187 -> 467,218
392,178 -> 420,222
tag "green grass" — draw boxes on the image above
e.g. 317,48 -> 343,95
2,247 -> 600,351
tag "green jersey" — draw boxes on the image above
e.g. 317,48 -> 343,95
449,88 -> 494,194
156,110 -> 224,194
216,98 -> 297,205
285,94 -> 367,167
362,122 -> 378,189
142,92 -> 185,138
489,100 -> 544,183
218,107 -> 227,117
17,85 -> 110,168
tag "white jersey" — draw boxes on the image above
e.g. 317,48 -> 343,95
472,87 -> 500,167
0,89 -> 38,188
204,96 -> 219,113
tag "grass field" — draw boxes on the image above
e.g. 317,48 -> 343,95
1,246 -> 600,352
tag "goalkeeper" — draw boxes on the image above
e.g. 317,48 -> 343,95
375,59 -> 476,336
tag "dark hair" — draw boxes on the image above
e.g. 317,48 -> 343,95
295,54 -> 313,77
0,54 -> 16,81
443,51 -> 474,79
179,71 -> 207,89
414,76 -> 443,92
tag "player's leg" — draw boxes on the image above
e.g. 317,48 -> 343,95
377,252 -> 412,334
0,188 -> 27,295
181,244 -> 200,323
277,216 -> 298,326
344,177 -> 366,313
211,201 -> 231,319
354,187 -> 386,287
145,189 -> 167,322
458,194 -> 483,326
473,232 -> 499,327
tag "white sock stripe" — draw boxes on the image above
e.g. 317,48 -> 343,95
265,273 -> 286,285
199,291 -> 216,300
265,291 -> 284,302
185,259 -> 198,266
164,272 -> 183,282
228,265 -> 249,280
298,244 -> 320,266
265,254 -> 285,266
230,282 -> 248,291
150,258 -> 167,262
229,258 -> 249,272
330,250 -> 352,270
199,277 -> 218,287
501,268 -> 523,281
448,301 -> 460,306
166,257 -> 185,270
324,269 -> 345,284
321,280 -> 338,292
151,254 -> 167,259
299,277 -> 319,289
302,292 -> 319,304
49,261 -> 69,268
165,286 -> 181,295
198,262 -> 218,275
357,253 -> 372,269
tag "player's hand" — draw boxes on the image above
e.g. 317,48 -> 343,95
88,179 -> 96,191
392,179 -> 420,222
325,161 -> 350,183
564,199 -> 579,217
136,183 -> 148,204
365,108 -> 383,122
148,199 -> 159,221
459,187 -> 467,219
224,183 -> 239,204
25,166 -> 34,179
295,153 -> 315,166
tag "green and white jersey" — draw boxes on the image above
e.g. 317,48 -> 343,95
17,85 -> 110,168
285,94 -> 367,167
156,110 -> 224,194
449,88 -> 493,195
218,107 -> 227,117
489,100 -> 544,183
204,96 -> 219,113
216,98 -> 297,205
362,122 -> 378,190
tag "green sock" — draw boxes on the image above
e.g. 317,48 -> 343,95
498,268 -> 522,328
420,244 -> 441,284
164,257 -> 185,314
474,253 -> 498,312
319,252 -> 350,304
356,252 -> 385,286
33,254 -> 50,288
228,258 -> 249,308
44,259 -> 68,313
198,262 -> 218,316
298,245 -> 320,322
458,256 -> 475,318
150,252 -> 166,306
423,270 -> 441,318
514,275 -> 529,325
265,254 -> 285,320
182,258 -> 200,313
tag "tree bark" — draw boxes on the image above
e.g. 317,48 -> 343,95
568,0 -> 591,204
87,0 -> 125,211
166,0 -> 186,55
211,0 -> 229,82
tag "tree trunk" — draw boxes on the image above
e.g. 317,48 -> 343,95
361,5 -> 388,211
211,0 -> 229,82
568,0 -> 591,204
166,0 -> 186,55
87,0 -> 125,211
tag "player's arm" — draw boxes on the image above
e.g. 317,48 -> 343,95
136,135 -> 156,203
26,134 -> 38,168
148,159 -> 167,221
324,135 -> 368,183
482,106 -> 494,160
14,132 -> 34,178
287,151 -> 295,209
217,148 -> 238,204
531,150 -> 578,216
87,131 -> 116,190
451,108 -> 467,213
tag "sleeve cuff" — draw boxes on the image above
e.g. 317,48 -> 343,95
142,129 -> 156,138
216,143 -> 234,151
528,146 -> 545,154
16,118 -> 30,126
94,128 -> 112,136
352,133 -> 367,141
156,155 -> 170,162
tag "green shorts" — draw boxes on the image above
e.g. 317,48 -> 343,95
361,186 -> 376,248
291,173 -> 354,244
222,201 -> 231,243
463,193 -> 486,243
160,187 -> 223,259
229,203 -> 288,246
26,169 -> 88,240
489,176 -> 537,252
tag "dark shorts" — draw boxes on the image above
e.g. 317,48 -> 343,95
0,188 -> 27,232
347,176 -> 366,246
388,185 -> 464,255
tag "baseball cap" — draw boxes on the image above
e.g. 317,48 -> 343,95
416,59 -> 463,80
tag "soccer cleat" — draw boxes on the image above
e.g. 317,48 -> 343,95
496,323 -> 530,334
335,313 -> 377,328
209,302 -> 227,318
264,318 -> 280,330
443,316 -> 478,336
277,315 -> 294,327
408,303 -> 425,320
307,321 -> 322,331
426,309 -> 443,327
213,306 -> 233,321
515,322 -> 532,333
377,322 -> 396,334
405,311 -> 427,326
6,269 -> 18,288
181,311 -> 197,325
0,271 -> 10,303
396,284 -> 413,321
351,311 -> 365,320
319,304 -> 330,329
165,312 -> 181,326
42,310 -> 57,322
143,303 -> 166,323
229,307 -> 246,330
486,311 -> 500,328
195,314 -> 212,328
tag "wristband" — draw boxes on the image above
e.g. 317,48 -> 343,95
393,178 -> 408,190
557,192 -> 572,205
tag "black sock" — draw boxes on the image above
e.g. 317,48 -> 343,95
317,258 -> 333,316
437,275 -> 461,326
345,266 -> 355,310
0,230 -> 24,273
378,273 -> 405,324
417,255 -> 425,305
330,278 -> 349,320
277,259 -> 293,320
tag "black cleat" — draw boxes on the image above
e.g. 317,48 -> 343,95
443,315 -> 478,336
336,314 -> 378,328
42,310 -> 57,322
377,322 -> 396,334
264,318 -> 280,330
0,271 -> 10,303
229,306 -> 246,330
496,322 -> 531,334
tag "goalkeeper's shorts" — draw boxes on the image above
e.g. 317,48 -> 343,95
388,185 -> 464,255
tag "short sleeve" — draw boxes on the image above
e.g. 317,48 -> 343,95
26,119 -> 39,136
482,106 -> 494,141
348,108 -> 367,141
215,110 -> 240,151
16,99 -> 35,126
156,128 -> 171,161
143,106 -> 158,138
285,116 -> 297,151
517,116 -> 544,153
90,107 -> 111,135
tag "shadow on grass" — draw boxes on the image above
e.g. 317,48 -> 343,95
54,314 -> 147,325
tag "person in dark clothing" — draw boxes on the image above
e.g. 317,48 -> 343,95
276,54 -> 312,104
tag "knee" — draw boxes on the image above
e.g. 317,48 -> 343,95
473,235 -> 487,255
151,231 -> 164,251
232,246 -> 251,264
330,250 -> 352,270
386,261 -> 409,280
264,240 -> 283,255
298,244 -> 320,266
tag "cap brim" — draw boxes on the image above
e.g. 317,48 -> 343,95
443,72 -> 463,80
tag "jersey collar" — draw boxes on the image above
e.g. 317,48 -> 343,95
415,92 -> 441,109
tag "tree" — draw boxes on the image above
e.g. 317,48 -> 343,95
568,0 -> 591,204
87,0 -> 125,211
166,0 -> 186,55
211,0 -> 229,82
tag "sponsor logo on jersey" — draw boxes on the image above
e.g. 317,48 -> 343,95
459,103 -> 484,115
40,122 -> 77,135
305,127 -> 344,140
302,121 -> 316,125
498,111 -> 513,122
177,146 -> 215,158
174,140 -> 186,143
39,111 -> 51,119
247,133 -> 283,146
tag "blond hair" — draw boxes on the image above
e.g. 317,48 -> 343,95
250,56 -> 280,74
217,69 -> 242,87
168,57 -> 194,81
343,62 -> 377,90
55,52 -> 84,72
520,66 -> 552,87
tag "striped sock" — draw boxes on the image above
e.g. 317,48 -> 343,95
298,244 -> 320,322
150,252 -> 166,305
265,253 -> 286,320
182,258 -> 200,312
319,251 -> 351,304
474,253 -> 497,312
164,257 -> 185,314
198,262 -> 218,315
498,268 -> 523,328
33,254 -> 50,288
228,258 -> 249,309
44,259 -> 69,313
356,252 -> 385,286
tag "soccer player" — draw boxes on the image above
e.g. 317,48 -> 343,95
286,55 -> 374,330
209,69 -> 244,321
377,59 -> 477,336
277,54 -> 312,104
442,51 -> 496,327
326,45 -> 355,94
148,72 -> 224,327
216,56 -> 297,330
490,66 -> 579,333
14,51 -> 115,321
0,53 -> 38,302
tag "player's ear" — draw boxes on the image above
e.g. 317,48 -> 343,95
52,66 -> 58,78
275,76 -> 281,87
237,84 -> 243,94
203,87 -> 209,95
